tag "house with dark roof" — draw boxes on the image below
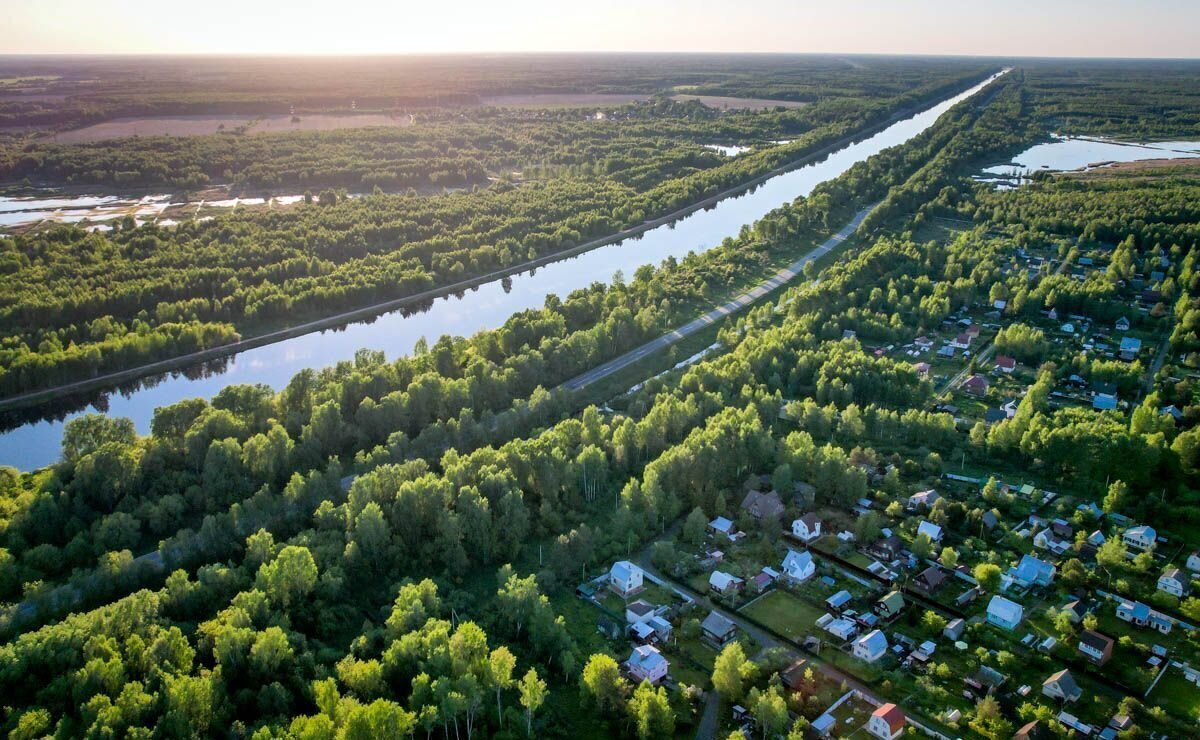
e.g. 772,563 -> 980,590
1042,669 -> 1081,703
873,591 -> 905,620
914,566 -> 946,594
1157,567 -> 1190,598
791,513 -> 822,542
701,611 -> 737,647
740,489 -> 785,521
1078,630 -> 1114,665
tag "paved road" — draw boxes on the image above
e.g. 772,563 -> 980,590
561,205 -> 877,392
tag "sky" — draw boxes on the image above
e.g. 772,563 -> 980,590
4,0 -> 1199,58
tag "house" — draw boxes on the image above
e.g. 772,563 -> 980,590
1188,550 -> 1200,573
1010,555 -> 1056,588
741,489 -> 785,521
995,355 -> 1017,373
943,618 -> 965,640
1115,316 -> 1130,331
1116,599 -> 1150,627
1002,398 -> 1019,418
867,703 -> 906,740
752,572 -> 775,593
625,645 -> 669,684
950,333 -> 972,350
821,616 -> 859,640
963,374 -> 990,396
701,610 -> 737,647
780,660 -> 810,692
937,345 -> 956,358
868,535 -> 904,561
986,595 -> 1024,630
1061,600 -> 1089,624
1093,394 -> 1118,411
1158,567 -> 1190,598
708,516 -> 738,539
994,298 -> 1008,311
914,566 -> 946,594
874,591 -> 905,620
1077,630 -> 1114,665
916,521 -> 943,543
791,513 -> 822,543
913,362 -> 931,379
1041,669 -> 1081,703
825,590 -> 853,613
709,571 -> 744,595
625,600 -> 657,625
1123,524 -> 1157,551
984,407 -> 1006,424
609,560 -> 644,597
781,550 -> 815,582
907,489 -> 941,511
1119,336 -> 1143,361
982,511 -> 1000,531
852,629 -> 889,663
1013,720 -> 1044,740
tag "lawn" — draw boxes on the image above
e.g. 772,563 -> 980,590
1147,665 -> 1200,721
740,589 -> 826,641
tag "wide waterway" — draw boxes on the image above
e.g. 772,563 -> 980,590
0,71 -> 1005,470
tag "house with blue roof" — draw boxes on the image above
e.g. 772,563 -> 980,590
1119,336 -> 1142,361
852,629 -> 889,663
1009,554 -> 1056,588
987,595 -> 1024,630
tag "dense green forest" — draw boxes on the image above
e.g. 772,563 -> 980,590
2,59 -> 1200,739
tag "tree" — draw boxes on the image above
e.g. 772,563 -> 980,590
684,507 -> 708,545
256,545 -> 318,609
487,646 -> 516,726
1102,481 -> 1128,514
939,547 -> 958,570
1096,538 -> 1128,576
62,414 -> 136,465
922,610 -> 947,632
518,667 -> 546,736
250,626 -> 293,676
750,685 -> 788,739
628,680 -> 674,739
911,533 -> 934,559
712,641 -> 750,701
581,653 -> 626,713
973,563 -> 1002,592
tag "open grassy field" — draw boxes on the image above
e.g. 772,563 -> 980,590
671,94 -> 809,111
740,589 -> 826,640
53,112 -> 416,142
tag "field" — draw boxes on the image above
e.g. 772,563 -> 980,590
740,589 -> 825,640
479,93 -> 650,108
671,94 -> 809,111
53,112 -> 417,142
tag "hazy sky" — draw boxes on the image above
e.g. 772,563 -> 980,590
6,0 -> 1199,57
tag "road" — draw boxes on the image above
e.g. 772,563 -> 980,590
561,205 -> 877,392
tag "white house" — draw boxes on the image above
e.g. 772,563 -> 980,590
709,571 -> 744,595
1158,568 -> 1190,598
853,629 -> 889,663
609,560 -> 644,597
781,550 -> 815,582
792,513 -> 821,543
1188,551 -> 1200,573
625,600 -> 657,625
907,489 -> 940,511
1041,669 -> 1081,703
1123,525 -> 1157,551
986,595 -> 1024,630
867,703 -> 906,740
917,521 -> 943,543
625,645 -> 668,684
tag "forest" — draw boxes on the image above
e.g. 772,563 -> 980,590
0,64 -> 996,399
1,58 -> 1200,739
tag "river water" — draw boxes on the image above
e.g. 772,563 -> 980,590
0,72 -> 1005,470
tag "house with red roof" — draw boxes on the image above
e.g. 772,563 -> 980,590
867,703 -> 906,739
995,355 -> 1016,373
963,374 -> 990,396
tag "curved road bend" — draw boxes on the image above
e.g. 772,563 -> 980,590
561,204 -> 877,392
